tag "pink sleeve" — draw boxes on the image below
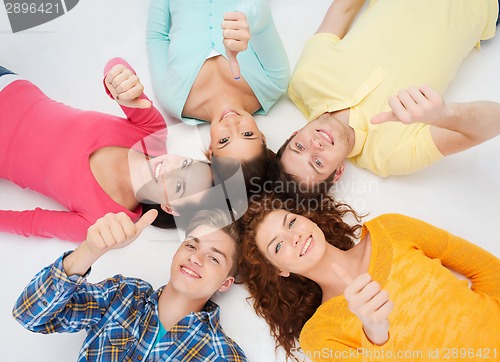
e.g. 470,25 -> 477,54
102,57 -> 168,138
0,209 -> 91,242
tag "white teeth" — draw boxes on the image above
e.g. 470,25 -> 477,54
181,266 -> 201,278
154,162 -> 163,183
222,111 -> 237,119
318,130 -> 333,144
300,237 -> 312,257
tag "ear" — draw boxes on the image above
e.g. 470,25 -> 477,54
161,204 -> 180,217
278,270 -> 290,278
261,132 -> 267,146
333,162 -> 345,182
218,276 -> 235,292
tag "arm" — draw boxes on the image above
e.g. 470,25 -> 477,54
315,0 -> 366,38
371,85 -> 500,156
333,265 -> 393,346
12,211 -> 158,333
0,209 -> 91,242
146,0 -> 171,107
234,0 -> 290,89
63,210 -> 157,276
376,214 -> 500,297
103,58 -> 166,134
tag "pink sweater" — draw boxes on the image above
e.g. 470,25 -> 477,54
0,58 -> 167,242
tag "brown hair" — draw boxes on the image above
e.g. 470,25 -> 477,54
241,143 -> 275,196
238,193 -> 362,360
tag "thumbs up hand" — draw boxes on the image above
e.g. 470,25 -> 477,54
332,264 -> 393,346
84,210 -> 158,256
222,11 -> 250,80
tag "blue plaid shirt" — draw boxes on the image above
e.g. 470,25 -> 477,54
13,252 -> 248,362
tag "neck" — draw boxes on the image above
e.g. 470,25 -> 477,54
157,282 -> 208,331
89,146 -> 138,210
331,108 -> 356,155
127,149 -> 154,203
309,239 -> 370,303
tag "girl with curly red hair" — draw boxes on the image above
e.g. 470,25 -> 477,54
239,194 -> 500,361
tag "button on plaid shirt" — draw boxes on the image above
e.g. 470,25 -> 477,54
12,252 -> 248,362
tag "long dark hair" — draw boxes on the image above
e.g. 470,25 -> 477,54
238,193 -> 362,360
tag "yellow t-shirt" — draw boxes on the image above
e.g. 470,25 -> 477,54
299,214 -> 500,361
288,0 -> 498,177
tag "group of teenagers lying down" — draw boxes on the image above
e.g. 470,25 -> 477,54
2,0 -> 500,361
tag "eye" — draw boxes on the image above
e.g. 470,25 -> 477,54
314,158 -> 322,167
208,256 -> 220,264
275,241 -> 283,253
181,159 -> 189,169
296,143 -> 305,151
176,180 -> 182,193
242,131 -> 253,137
288,218 -> 296,229
186,243 -> 195,250
219,137 -> 229,144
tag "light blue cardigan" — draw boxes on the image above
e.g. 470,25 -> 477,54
147,0 -> 290,125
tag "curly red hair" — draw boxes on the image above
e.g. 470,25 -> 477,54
238,193 -> 362,360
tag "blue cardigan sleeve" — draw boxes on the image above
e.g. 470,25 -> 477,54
146,0 -> 171,109
237,0 -> 290,91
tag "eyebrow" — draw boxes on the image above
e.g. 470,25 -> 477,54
187,236 -> 228,260
179,160 -> 193,197
308,161 -> 321,175
266,213 -> 289,249
180,180 -> 186,197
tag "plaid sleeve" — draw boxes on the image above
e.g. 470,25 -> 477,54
12,251 -> 128,334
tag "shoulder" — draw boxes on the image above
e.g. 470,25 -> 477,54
96,275 -> 155,298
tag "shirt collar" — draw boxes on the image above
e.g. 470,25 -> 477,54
148,289 -> 221,331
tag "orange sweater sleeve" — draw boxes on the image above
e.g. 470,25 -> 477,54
374,214 -> 500,297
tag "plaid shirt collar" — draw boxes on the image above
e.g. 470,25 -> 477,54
148,286 -> 221,331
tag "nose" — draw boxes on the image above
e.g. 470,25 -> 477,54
311,137 -> 323,150
188,251 -> 203,266
163,155 -> 187,173
284,230 -> 301,247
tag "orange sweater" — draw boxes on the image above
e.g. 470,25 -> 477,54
300,214 -> 500,362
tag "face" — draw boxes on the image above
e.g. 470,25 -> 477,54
255,210 -> 326,277
209,110 -> 266,161
170,225 -> 236,300
280,114 -> 350,185
135,154 -> 213,209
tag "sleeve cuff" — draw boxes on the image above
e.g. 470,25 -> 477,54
51,251 -> 91,290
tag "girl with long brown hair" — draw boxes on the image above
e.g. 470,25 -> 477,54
239,194 -> 500,361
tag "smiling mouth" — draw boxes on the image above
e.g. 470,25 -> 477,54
316,129 -> 334,145
153,161 -> 164,183
180,266 -> 201,278
300,236 -> 313,257
220,110 -> 239,122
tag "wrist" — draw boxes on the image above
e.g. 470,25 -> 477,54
62,242 -> 102,277
363,325 -> 389,346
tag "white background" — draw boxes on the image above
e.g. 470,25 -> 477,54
1,1 -> 499,361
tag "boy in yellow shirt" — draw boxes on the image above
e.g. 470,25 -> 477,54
271,0 -> 500,193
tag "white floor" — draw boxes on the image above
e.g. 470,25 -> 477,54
1,1 -> 499,361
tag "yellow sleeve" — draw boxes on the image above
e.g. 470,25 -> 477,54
375,214 -> 500,297
300,306 -> 399,362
